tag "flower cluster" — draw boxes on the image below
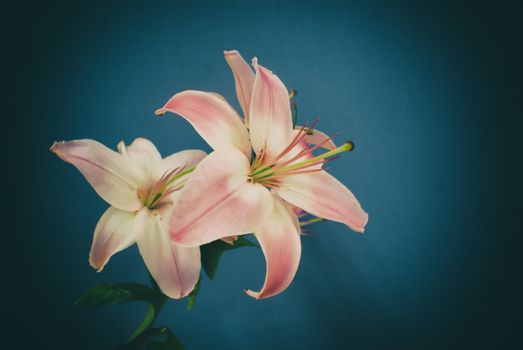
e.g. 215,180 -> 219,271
52,50 -> 368,303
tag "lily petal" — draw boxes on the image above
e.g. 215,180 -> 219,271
249,59 -> 293,161
169,148 -> 274,246
295,126 -> 336,150
124,138 -> 163,174
274,171 -> 368,233
245,197 -> 301,299
136,210 -> 200,299
155,90 -> 251,158
224,50 -> 255,125
51,140 -> 143,211
161,149 -> 207,174
89,207 -> 142,271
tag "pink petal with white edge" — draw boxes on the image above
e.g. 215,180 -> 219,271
51,139 -> 144,211
155,90 -> 251,158
245,197 -> 301,299
295,126 -> 336,150
136,210 -> 200,299
224,50 -> 255,125
249,59 -> 293,161
89,207 -> 143,271
274,171 -> 368,233
169,148 -> 274,247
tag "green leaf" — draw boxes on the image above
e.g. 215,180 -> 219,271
74,283 -> 156,308
147,328 -> 184,350
116,292 -> 169,349
186,276 -> 201,311
128,303 -> 156,341
200,236 -> 258,280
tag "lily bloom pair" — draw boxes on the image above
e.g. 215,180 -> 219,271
52,50 -> 368,300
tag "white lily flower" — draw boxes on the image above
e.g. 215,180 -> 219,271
51,138 -> 206,299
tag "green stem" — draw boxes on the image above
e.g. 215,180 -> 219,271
127,275 -> 169,343
292,102 -> 298,129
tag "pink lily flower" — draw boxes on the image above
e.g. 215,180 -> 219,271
156,50 -> 368,299
51,138 -> 206,299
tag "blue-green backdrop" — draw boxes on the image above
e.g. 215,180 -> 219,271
5,0 -> 520,349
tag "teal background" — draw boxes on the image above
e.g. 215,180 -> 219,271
5,0 -> 520,349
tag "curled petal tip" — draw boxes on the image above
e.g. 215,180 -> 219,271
154,108 -> 166,116
88,259 -> 104,273
49,141 -> 69,161
359,213 -> 369,233
49,140 -> 63,153
352,212 -> 369,234
244,288 -> 261,299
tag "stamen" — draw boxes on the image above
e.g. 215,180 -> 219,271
250,118 -> 321,181
271,156 -> 340,178
269,132 -> 337,173
300,217 -> 324,227
250,164 -> 274,178
248,114 -> 354,188
161,166 -> 194,191
275,141 -> 354,174
273,167 -> 325,177
269,118 -> 320,165
144,166 -> 196,209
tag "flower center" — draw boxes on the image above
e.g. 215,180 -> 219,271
139,167 -> 194,209
248,122 -> 354,188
